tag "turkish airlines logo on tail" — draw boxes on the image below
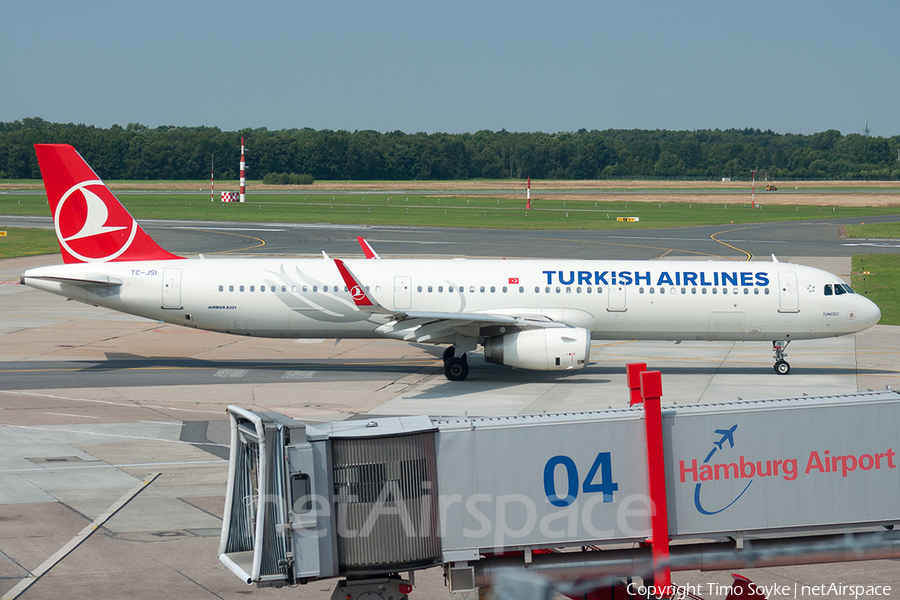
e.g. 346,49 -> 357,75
55,181 -> 137,262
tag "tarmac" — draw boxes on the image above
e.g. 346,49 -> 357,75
2,253 -> 899,600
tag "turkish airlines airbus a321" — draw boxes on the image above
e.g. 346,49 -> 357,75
22,144 -> 881,380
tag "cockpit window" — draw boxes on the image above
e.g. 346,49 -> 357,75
825,283 -> 854,296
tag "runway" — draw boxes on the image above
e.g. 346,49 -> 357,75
2,219 -> 900,599
6,212 -> 900,259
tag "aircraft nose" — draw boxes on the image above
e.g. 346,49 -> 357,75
860,295 -> 881,326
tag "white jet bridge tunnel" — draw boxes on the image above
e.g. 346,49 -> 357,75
218,374 -> 900,600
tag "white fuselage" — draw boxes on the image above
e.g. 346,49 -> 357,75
22,257 -> 881,344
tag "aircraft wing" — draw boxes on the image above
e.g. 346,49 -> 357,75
333,259 -> 567,343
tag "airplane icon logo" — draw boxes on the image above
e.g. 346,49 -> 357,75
713,424 -> 738,450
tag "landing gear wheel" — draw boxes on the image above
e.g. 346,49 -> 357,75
444,356 -> 469,381
442,346 -> 456,362
774,360 -> 791,375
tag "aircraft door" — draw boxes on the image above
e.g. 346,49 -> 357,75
394,276 -> 411,310
778,272 -> 799,312
162,268 -> 182,308
607,284 -> 626,311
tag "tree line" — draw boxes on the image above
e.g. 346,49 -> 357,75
2,117 -> 898,181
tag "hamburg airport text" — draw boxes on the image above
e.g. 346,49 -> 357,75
542,270 -> 770,287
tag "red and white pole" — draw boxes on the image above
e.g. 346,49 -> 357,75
239,137 -> 246,203
526,177 -> 531,210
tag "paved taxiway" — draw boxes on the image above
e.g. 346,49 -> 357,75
2,219 -> 900,599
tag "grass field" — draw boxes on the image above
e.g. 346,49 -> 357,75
2,193 -> 898,230
0,227 -> 59,259
846,223 -> 900,239
852,255 -> 900,325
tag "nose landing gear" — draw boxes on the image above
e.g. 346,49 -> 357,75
443,346 -> 469,381
773,340 -> 791,375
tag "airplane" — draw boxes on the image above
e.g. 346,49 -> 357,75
21,144 -> 882,381
713,425 -> 738,450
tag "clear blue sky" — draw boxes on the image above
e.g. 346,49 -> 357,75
4,0 -> 898,137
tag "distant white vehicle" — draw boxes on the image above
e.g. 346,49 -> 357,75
22,144 -> 881,380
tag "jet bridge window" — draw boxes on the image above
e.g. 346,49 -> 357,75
290,473 -> 312,514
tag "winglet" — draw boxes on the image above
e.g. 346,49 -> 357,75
771,254 -> 779,263
357,236 -> 381,259
334,259 -> 388,313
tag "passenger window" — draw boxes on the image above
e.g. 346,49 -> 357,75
754,288 -> 759,295
519,286 -> 524,293
587,287 -> 592,294
239,285 -> 245,292
640,287 -> 645,294
702,288 -> 707,294
219,285 -> 224,292
428,286 -> 433,293
490,286 -> 495,293
502,286 -> 507,293
712,288 -> 717,294
660,288 -> 665,294
764,288 -> 770,295
228,285 -> 234,292
545,287 -> 550,293
691,288 -> 697,294
438,286 -> 443,292
469,286 -> 475,293
597,287 -> 602,294
722,288 -> 727,295
650,288 -> 655,294
555,287 -> 561,293
566,287 -> 571,293
576,287 -> 581,293
448,286 -> 454,292
681,288 -> 686,294
250,285 -> 255,292
417,286 -> 422,292
302,285 -> 308,292
313,286 -> 318,292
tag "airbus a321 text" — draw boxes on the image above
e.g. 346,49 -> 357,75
22,144 -> 881,380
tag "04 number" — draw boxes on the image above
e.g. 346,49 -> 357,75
543,452 -> 619,507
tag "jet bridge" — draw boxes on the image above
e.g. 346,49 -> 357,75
218,371 -> 900,599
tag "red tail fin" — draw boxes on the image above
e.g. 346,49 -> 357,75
34,144 -> 183,263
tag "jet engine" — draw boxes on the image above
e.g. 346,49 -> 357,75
483,328 -> 590,371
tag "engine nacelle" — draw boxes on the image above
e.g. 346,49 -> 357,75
483,328 -> 591,371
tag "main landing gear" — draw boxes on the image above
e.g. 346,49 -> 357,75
443,346 -> 469,381
773,340 -> 791,375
